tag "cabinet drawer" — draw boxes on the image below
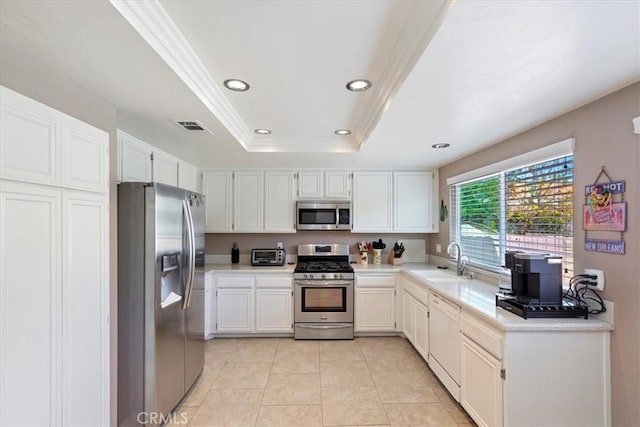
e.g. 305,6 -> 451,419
255,275 -> 293,288
460,312 -> 503,360
216,275 -> 255,288
356,273 -> 396,288
429,293 -> 459,321
402,278 -> 429,306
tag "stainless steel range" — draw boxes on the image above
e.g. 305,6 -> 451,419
294,244 -> 354,339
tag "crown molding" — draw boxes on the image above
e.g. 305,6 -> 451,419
354,0 -> 454,151
247,136 -> 359,153
109,0 -> 253,149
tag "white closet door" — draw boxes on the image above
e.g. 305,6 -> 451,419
0,182 -> 62,426
62,192 -> 109,426
62,124 -> 109,193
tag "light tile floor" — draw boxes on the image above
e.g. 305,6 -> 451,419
172,337 -> 476,426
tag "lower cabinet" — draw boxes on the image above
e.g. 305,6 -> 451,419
461,335 -> 503,427
256,288 -> 293,332
401,289 -> 415,341
354,273 -> 399,332
216,288 -> 254,333
412,299 -> 429,360
204,273 -> 215,339
212,273 -> 293,334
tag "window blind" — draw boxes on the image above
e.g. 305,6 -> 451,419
450,155 -> 574,282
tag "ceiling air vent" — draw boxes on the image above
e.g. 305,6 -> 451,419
172,120 -> 214,135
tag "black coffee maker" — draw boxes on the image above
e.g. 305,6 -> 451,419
505,251 -> 562,305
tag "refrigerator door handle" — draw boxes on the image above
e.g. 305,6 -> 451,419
182,199 -> 196,309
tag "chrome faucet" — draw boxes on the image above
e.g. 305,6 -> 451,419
447,241 -> 464,276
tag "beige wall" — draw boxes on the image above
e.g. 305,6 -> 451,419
1,51 -> 119,425
431,82 -> 640,426
206,232 -> 430,258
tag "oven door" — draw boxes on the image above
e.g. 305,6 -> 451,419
294,280 -> 353,323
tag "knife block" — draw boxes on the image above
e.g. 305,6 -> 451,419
388,251 -> 402,265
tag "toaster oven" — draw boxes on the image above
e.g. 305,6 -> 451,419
251,248 -> 286,266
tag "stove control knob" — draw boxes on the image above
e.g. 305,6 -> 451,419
333,274 -> 338,279
321,274 -> 326,279
303,274 -> 308,279
309,274 -> 314,279
339,274 -> 343,279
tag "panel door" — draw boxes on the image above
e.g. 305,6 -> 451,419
62,124 -> 109,193
264,171 -> 296,232
178,161 -> 199,192
394,171 -> 436,232
255,289 -> 293,332
0,182 -> 61,426
118,131 -> 152,182
202,171 -> 233,232
0,86 -> 60,185
61,192 -> 109,426
204,273 -> 215,339
325,171 -> 351,199
297,171 -> 323,199
216,288 -> 254,332
234,171 -> 263,232
461,336 -> 503,427
352,171 -> 393,232
152,150 -> 178,186
355,288 -> 396,332
413,300 -> 429,360
401,290 -> 415,342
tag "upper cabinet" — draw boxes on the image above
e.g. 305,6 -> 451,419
394,171 -> 438,232
1,86 -> 108,193
352,171 -> 393,232
178,161 -> 199,193
117,129 -> 197,192
202,170 -> 296,233
118,131 -> 152,183
264,171 -> 296,233
297,170 -> 351,199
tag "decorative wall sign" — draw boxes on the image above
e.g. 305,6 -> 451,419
583,202 -> 626,231
585,238 -> 625,255
583,166 -> 626,255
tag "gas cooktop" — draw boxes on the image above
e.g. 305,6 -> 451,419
295,260 -> 353,273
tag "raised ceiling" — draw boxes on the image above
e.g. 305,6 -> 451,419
1,0 -> 638,168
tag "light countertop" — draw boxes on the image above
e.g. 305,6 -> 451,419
205,261 -> 613,332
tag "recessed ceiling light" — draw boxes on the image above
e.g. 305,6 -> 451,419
254,128 -> 271,135
334,129 -> 351,136
346,79 -> 372,92
431,143 -> 451,149
223,79 -> 250,92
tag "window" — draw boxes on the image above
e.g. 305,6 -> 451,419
450,154 -> 574,282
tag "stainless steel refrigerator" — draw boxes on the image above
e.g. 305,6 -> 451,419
117,182 -> 205,426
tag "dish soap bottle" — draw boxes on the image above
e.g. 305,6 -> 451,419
231,242 -> 240,264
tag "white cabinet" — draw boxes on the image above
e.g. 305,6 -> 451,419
204,273 -> 215,339
234,171 -> 263,232
325,171 -> 351,199
1,86 -> 108,193
202,171 -> 233,232
0,85 -> 109,426
297,170 -> 323,199
412,298 -> 429,360
264,171 -> 295,232
256,289 -> 293,332
118,130 -> 152,183
461,335 -> 503,427
216,288 -> 254,333
401,290 -> 415,342
213,274 -> 293,334
355,273 -> 397,332
152,150 -> 178,186
394,171 -> 437,232
178,161 -> 199,193
352,171 -> 393,232
296,170 -> 351,199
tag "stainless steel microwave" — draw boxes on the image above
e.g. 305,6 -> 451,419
296,201 -> 351,230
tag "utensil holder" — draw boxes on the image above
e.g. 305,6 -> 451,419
373,249 -> 382,265
388,251 -> 402,265
359,251 -> 368,264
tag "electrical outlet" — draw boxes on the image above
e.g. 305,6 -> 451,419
584,268 -> 605,292
436,244 -> 442,253
277,242 -> 283,249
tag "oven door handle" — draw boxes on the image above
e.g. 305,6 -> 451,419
295,280 -> 353,287
295,324 -> 353,329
